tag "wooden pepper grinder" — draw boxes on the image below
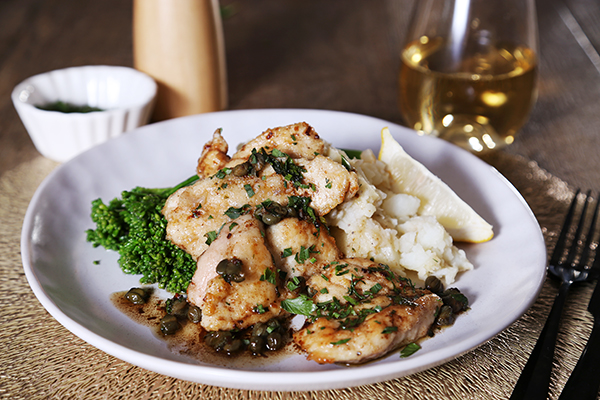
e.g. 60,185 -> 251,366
133,0 -> 227,121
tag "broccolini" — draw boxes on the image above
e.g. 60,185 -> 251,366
86,175 -> 199,293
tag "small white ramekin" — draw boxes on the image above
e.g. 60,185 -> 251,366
12,65 -> 157,162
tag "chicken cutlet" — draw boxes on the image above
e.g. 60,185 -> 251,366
188,214 -> 283,331
294,259 -> 441,364
162,122 -> 359,260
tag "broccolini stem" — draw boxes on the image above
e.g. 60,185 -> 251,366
166,175 -> 200,196
139,175 -> 200,198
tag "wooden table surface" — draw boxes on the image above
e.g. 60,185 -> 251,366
1,0 -> 599,398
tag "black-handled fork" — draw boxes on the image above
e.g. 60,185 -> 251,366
510,190 -> 600,400
557,268 -> 600,399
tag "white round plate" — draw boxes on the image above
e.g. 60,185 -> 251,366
21,109 -> 546,391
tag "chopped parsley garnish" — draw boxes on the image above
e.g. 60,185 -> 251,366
331,338 -> 351,345
244,184 -> 255,198
213,167 -> 232,179
281,294 -> 317,316
270,148 -> 287,158
224,204 -> 251,219
382,326 -> 398,334
259,268 -> 277,285
334,263 -> 350,275
364,283 -> 383,297
204,230 -> 218,245
253,304 -> 267,314
294,244 -> 319,264
400,342 -> 421,358
282,247 -> 293,258
248,147 -> 306,184
286,276 -> 302,291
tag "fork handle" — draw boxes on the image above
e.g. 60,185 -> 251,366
510,282 -> 571,400
557,319 -> 600,399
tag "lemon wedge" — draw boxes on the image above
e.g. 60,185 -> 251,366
378,127 -> 493,243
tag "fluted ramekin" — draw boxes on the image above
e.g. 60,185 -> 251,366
12,65 -> 157,162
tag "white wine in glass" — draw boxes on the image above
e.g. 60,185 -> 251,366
398,0 -> 539,153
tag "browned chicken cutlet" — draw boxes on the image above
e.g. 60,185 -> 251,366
293,294 -> 440,364
162,123 -> 358,260
188,214 -> 283,331
294,259 -> 441,364
196,128 -> 230,178
266,217 -> 342,279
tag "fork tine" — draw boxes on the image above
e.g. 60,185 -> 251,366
579,192 -> 599,270
549,189 -> 581,267
565,190 -> 592,267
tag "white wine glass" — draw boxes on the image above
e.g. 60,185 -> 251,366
398,0 -> 539,153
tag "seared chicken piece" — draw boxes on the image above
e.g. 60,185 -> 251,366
293,294 -> 440,364
163,172 -> 294,260
265,218 -> 342,278
232,122 -> 323,161
163,154 -> 358,260
294,259 -> 441,364
196,128 -> 230,178
187,215 -> 283,331
300,155 -> 359,208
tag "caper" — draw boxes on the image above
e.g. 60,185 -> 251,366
441,288 -> 469,313
160,314 -> 180,335
267,318 -> 281,331
216,259 -> 230,275
248,336 -> 265,354
255,152 -> 266,168
252,322 -> 269,338
286,206 -> 298,218
436,305 -> 456,327
231,273 -> 246,283
167,295 -> 188,318
232,161 -> 251,177
205,330 -> 232,349
216,258 -> 245,284
266,332 -> 283,351
124,288 -> 148,305
261,212 -> 282,225
267,202 -> 288,218
297,208 -> 307,220
187,305 -> 202,323
223,338 -> 243,354
250,152 -> 266,170
425,276 -> 444,294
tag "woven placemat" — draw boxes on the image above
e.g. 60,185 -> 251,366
0,153 -> 594,399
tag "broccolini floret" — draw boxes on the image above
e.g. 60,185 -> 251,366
86,175 -> 199,293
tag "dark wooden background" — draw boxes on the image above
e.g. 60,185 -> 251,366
2,0 -> 600,190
